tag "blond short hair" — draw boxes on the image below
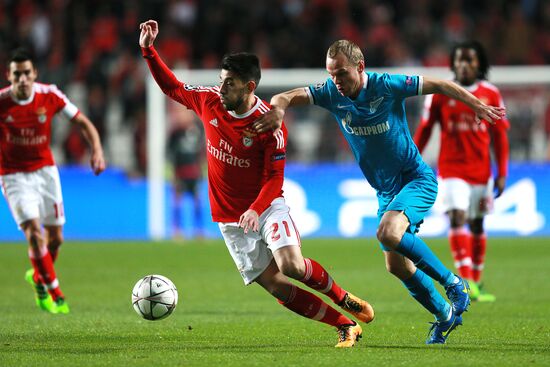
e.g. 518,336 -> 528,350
327,40 -> 364,65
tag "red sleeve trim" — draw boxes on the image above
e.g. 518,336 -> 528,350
70,110 -> 81,121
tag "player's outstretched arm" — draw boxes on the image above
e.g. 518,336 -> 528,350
73,113 -> 106,175
139,20 -> 183,94
253,87 -> 310,133
422,76 -> 506,124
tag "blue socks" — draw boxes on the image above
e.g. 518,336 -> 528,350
402,269 -> 451,322
396,232 -> 455,287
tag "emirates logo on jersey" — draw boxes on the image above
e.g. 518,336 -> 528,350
242,128 -> 257,148
36,107 -> 47,123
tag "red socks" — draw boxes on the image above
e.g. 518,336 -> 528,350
471,233 -> 487,283
29,247 -> 64,301
449,228 -> 473,280
301,258 -> 347,304
278,285 -> 353,327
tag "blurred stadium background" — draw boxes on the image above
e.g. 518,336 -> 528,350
1,0 -> 549,240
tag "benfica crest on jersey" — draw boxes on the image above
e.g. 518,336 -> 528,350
242,128 -> 257,147
36,107 -> 47,123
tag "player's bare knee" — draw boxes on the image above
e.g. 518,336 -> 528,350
279,259 -> 305,280
377,226 -> 401,249
48,234 -> 63,250
449,209 -> 467,228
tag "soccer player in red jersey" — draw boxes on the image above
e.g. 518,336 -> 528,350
414,41 -> 509,302
140,20 -> 373,347
0,48 -> 106,314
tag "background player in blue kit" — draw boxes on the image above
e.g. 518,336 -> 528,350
254,39 -> 506,344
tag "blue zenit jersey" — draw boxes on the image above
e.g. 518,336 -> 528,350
308,72 -> 432,197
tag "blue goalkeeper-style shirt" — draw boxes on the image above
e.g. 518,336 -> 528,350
307,72 -> 432,197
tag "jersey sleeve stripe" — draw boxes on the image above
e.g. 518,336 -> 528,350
258,101 -> 270,113
35,83 -> 67,100
275,129 -> 285,149
417,76 -> 423,95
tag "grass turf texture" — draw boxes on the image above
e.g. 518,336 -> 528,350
1,238 -> 549,366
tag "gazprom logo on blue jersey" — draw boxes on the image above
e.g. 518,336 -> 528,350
342,113 -> 390,136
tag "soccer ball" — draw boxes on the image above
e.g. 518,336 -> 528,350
132,274 -> 178,321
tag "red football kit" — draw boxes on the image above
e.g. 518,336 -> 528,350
142,46 -> 369,333
0,83 -> 79,174
142,46 -> 285,222
414,81 -> 509,184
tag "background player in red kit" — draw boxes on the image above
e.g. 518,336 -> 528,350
0,48 -> 106,314
140,20 -> 373,347
414,41 -> 509,302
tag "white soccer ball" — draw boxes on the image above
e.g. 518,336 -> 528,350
132,274 -> 178,321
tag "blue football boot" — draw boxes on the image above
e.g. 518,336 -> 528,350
445,275 -> 470,316
426,313 -> 463,344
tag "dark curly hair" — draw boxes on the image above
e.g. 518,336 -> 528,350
220,52 -> 261,86
449,41 -> 489,80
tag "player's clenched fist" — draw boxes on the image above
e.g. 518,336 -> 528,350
139,20 -> 159,48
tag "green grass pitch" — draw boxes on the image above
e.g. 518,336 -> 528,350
1,237 -> 549,366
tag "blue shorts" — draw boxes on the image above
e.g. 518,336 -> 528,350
377,171 -> 437,251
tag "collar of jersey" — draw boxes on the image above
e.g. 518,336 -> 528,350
228,96 -> 261,119
348,72 -> 369,103
457,80 -> 480,93
10,84 -> 35,106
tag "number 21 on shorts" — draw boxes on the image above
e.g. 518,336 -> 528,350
270,219 -> 300,245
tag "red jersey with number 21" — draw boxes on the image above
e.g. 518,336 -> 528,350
143,46 -> 286,222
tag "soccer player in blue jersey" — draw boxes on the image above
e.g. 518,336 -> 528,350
253,39 -> 506,344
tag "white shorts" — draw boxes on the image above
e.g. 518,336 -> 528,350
0,165 -> 66,227
218,197 -> 301,285
438,177 -> 493,219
